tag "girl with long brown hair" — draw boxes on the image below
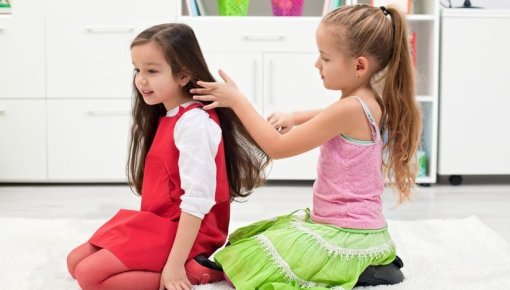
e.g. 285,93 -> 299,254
192,4 -> 421,289
66,23 -> 269,290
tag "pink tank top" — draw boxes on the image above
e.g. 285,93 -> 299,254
311,96 -> 385,229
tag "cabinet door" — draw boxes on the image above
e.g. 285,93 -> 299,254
439,12 -> 510,174
0,17 -> 45,99
263,53 -> 338,180
46,18 -> 168,99
181,18 -> 319,52
47,100 -> 131,181
45,0 -> 175,18
204,52 -> 263,112
0,100 -> 47,181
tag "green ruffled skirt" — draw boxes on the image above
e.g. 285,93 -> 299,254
215,209 -> 396,290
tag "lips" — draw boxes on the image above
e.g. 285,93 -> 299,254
140,89 -> 153,96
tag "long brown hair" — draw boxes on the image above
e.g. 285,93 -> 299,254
127,23 -> 270,200
322,5 -> 422,202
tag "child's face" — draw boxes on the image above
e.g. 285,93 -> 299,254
131,41 -> 188,110
314,24 -> 357,92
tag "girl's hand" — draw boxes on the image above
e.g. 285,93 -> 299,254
191,69 -> 245,110
267,112 -> 295,134
159,262 -> 192,290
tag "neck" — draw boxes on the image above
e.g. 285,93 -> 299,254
163,95 -> 193,111
341,85 -> 371,99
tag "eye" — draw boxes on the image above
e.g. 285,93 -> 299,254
133,68 -> 140,74
321,57 -> 330,62
148,69 -> 159,74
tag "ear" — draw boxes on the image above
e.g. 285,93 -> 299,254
355,56 -> 369,78
178,72 -> 191,87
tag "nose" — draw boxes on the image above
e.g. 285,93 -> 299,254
314,57 -> 321,69
136,74 -> 148,85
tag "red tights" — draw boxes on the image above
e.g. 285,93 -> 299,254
67,242 -> 160,290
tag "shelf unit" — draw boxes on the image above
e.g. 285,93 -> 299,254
0,0 -> 439,184
177,0 -> 439,184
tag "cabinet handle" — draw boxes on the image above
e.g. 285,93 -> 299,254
0,108 -> 5,115
86,110 -> 130,116
0,27 -> 4,33
85,27 -> 134,34
242,34 -> 285,41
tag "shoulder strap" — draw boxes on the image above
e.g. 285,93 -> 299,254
353,96 -> 381,142
177,102 -> 203,117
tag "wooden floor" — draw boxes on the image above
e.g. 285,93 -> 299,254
1,176 -> 509,242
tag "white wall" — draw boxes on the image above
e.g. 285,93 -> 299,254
448,0 -> 510,9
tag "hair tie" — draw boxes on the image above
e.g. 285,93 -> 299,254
380,6 -> 389,16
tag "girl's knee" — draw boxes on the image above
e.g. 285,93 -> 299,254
67,249 -> 81,279
74,261 -> 101,290
67,243 -> 99,279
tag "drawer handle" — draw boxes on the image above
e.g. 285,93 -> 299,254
86,110 -> 130,116
242,34 -> 285,41
85,27 -> 134,34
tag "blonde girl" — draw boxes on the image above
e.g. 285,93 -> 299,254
192,4 -> 421,290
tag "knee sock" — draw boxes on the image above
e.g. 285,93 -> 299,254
67,242 -> 100,278
74,248 -> 160,290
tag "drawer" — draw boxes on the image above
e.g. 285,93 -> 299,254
5,0 -> 45,16
44,0 -> 177,18
47,99 -> 131,181
46,17 -> 170,99
181,17 -> 320,52
0,100 -> 47,181
0,17 -> 45,99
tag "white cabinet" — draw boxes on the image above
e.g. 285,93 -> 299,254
41,1 -> 178,182
439,9 -> 510,180
182,16 -> 329,180
263,53 -> 336,179
44,0 -> 176,18
204,52 -> 263,112
0,100 -> 47,181
0,0 -> 178,182
0,17 -> 45,99
179,1 -> 440,183
0,16 -> 47,181
47,100 -> 131,181
46,18 -> 171,99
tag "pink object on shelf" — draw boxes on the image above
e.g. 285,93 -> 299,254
271,0 -> 304,16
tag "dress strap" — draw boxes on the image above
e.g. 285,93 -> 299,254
177,102 -> 204,117
353,96 -> 381,142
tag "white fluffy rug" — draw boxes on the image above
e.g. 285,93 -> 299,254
1,216 -> 510,290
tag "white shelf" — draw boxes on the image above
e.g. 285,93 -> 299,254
407,14 -> 436,21
417,95 -> 435,102
416,176 -> 435,184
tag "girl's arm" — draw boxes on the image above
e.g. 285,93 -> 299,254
160,213 -> 201,290
192,70 -> 357,159
267,110 -> 322,134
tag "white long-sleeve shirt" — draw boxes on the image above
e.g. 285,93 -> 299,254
166,102 -> 222,219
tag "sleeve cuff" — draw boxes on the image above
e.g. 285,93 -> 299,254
180,195 -> 216,220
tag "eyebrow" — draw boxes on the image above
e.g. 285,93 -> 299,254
131,62 -> 162,66
319,50 -> 330,56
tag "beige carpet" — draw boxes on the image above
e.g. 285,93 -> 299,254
1,216 -> 509,290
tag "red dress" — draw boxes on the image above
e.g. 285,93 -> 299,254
89,103 -> 230,272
